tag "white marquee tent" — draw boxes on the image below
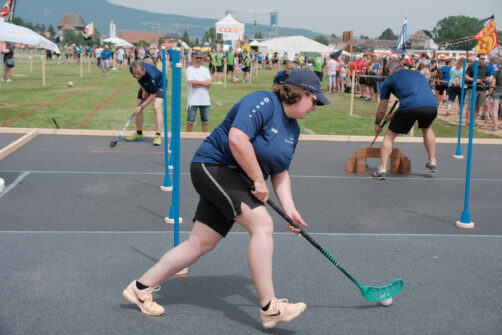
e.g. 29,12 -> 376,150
102,36 -> 133,48
259,35 -> 335,59
215,14 -> 244,41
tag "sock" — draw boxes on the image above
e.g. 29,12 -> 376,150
137,130 -> 143,135
136,281 -> 149,290
156,132 -> 161,136
261,301 -> 271,312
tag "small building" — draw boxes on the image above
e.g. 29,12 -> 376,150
119,32 -> 163,46
410,30 -> 437,49
58,13 -> 86,32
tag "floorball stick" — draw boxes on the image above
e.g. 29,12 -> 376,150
109,100 -> 142,148
369,100 -> 398,149
264,195 -> 403,301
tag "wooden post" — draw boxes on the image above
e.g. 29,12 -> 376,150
224,59 -> 227,88
30,50 -> 33,72
88,55 -> 91,73
41,56 -> 46,87
350,70 -> 355,115
80,54 -> 83,78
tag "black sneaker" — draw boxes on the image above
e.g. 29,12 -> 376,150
425,162 -> 438,173
372,169 -> 387,180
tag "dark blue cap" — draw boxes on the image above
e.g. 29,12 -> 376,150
284,69 -> 330,106
192,49 -> 203,57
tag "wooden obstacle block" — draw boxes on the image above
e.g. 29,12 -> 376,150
345,147 -> 411,174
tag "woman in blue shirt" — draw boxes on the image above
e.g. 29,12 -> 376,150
123,69 -> 330,329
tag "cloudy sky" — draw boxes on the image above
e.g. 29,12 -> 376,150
108,0 -> 502,37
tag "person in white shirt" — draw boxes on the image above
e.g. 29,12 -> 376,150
326,53 -> 339,94
186,50 -> 212,132
95,46 -> 103,68
116,47 -> 125,70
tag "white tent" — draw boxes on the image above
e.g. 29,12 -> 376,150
102,36 -> 133,48
259,35 -> 334,59
0,21 -> 60,53
215,14 -> 244,41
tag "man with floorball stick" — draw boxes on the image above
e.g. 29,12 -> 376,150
127,60 -> 165,146
373,59 -> 439,180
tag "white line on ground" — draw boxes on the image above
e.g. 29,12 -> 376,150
0,171 -> 30,199
1,170 -> 501,182
0,231 -> 500,238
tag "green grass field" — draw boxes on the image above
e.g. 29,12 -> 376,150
1,50 -> 499,139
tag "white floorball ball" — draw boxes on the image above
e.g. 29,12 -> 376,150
68,81 -> 74,87
379,297 -> 393,307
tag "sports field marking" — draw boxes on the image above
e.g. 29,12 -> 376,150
0,171 -> 30,199
1,169 -> 502,182
77,78 -> 134,129
0,78 -> 102,127
0,231 -> 500,238
91,150 -> 164,154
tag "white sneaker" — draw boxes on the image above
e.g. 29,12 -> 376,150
123,281 -> 165,316
6,79 -> 12,82
260,297 -> 307,329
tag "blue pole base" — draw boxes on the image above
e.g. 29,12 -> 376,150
452,154 -> 464,159
175,267 -> 188,277
456,209 -> 474,228
456,220 -> 475,229
164,216 -> 183,224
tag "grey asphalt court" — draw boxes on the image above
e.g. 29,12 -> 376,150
0,133 -> 501,335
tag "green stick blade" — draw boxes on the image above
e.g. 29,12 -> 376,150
361,279 -> 403,301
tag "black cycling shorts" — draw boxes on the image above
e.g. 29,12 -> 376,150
190,162 -> 263,237
389,107 -> 437,134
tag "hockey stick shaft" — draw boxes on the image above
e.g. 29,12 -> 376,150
265,198 -> 363,289
114,100 -> 143,142
369,100 -> 398,148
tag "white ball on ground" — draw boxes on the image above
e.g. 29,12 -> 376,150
68,81 -> 74,87
379,297 -> 393,307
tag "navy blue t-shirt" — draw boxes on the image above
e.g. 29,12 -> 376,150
380,69 -> 438,111
192,91 -> 300,179
130,63 -> 163,94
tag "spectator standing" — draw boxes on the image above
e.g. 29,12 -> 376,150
95,45 -> 103,68
313,53 -> 324,83
116,47 -> 125,70
185,50 -> 212,132
446,58 -> 465,116
326,53 -> 339,94
215,49 -> 224,84
1,42 -> 14,82
488,58 -> 501,131
465,54 -> 489,125
101,45 -> 112,77
225,46 -> 236,80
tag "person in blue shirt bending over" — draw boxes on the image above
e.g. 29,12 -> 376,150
127,60 -> 165,146
122,69 -> 330,329
373,58 -> 439,180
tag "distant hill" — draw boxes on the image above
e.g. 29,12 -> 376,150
15,0 -> 321,39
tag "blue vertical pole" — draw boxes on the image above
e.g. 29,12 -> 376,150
167,49 -> 182,245
453,58 -> 467,159
456,60 -> 477,229
161,47 -> 172,191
